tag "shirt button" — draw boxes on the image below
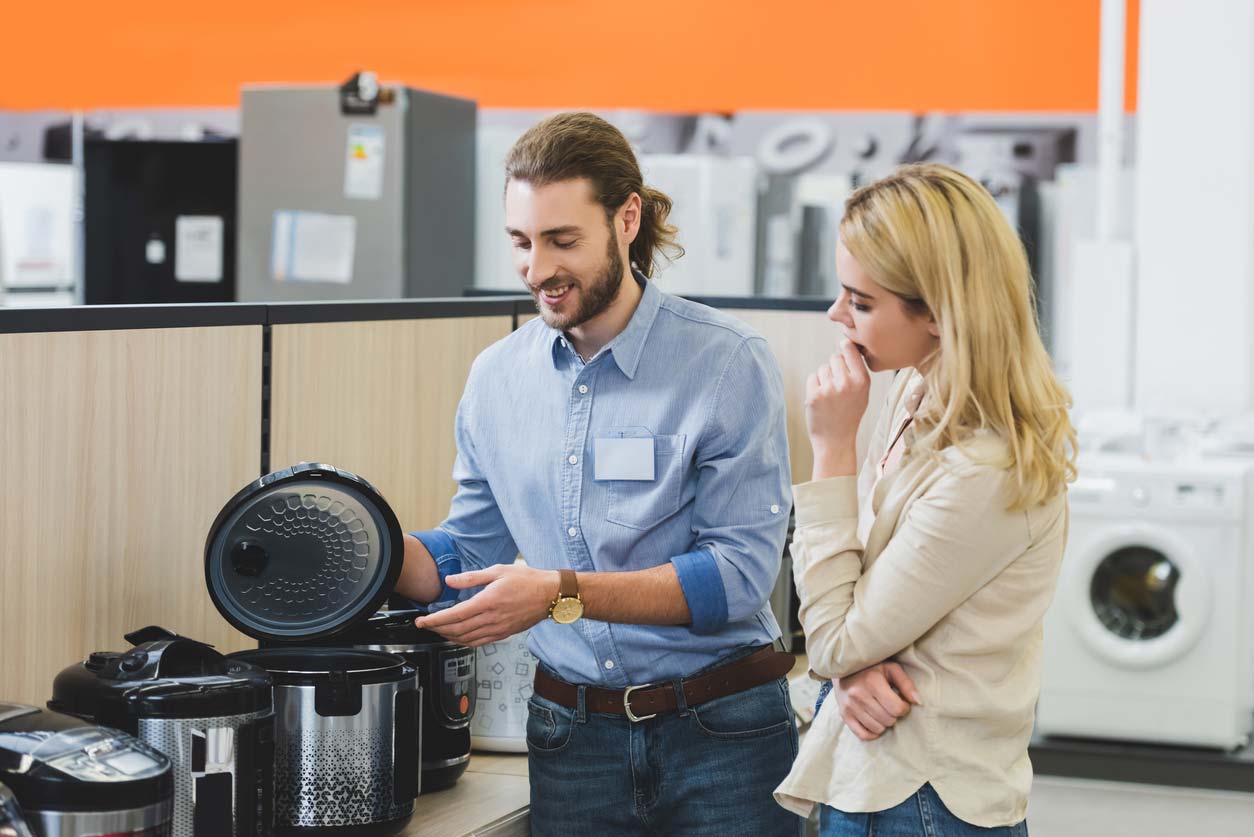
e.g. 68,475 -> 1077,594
770,504 -> 781,514
604,659 -> 615,670
578,385 -> 589,394
568,455 -> 578,465
567,527 -> 578,538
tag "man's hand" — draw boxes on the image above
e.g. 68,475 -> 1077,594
831,661 -> 922,742
412,564 -> 560,647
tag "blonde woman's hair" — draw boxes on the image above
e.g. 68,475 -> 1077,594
840,163 -> 1076,510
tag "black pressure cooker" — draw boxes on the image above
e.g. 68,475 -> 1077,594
204,463 -> 430,835
0,703 -> 174,837
329,602 -> 476,791
47,626 -> 275,837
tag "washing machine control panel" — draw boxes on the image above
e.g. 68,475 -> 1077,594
1071,469 -> 1247,520
1172,481 -> 1228,508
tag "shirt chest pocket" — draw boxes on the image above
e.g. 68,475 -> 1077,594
602,433 -> 687,530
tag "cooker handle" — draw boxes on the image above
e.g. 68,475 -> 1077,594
369,607 -> 429,628
393,679 -> 421,802
124,625 -> 216,648
314,669 -> 362,717
123,625 -> 179,645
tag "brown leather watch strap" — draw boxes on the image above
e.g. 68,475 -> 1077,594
557,568 -> 579,599
533,646 -> 794,720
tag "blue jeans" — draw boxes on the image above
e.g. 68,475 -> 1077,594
813,683 -> 1027,835
818,784 -> 1028,836
527,659 -> 803,836
815,677 -> 834,714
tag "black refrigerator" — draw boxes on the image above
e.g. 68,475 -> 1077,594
84,138 -> 237,304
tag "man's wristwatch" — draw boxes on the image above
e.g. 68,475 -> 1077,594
548,569 -> 584,624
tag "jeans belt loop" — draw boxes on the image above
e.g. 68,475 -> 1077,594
671,678 -> 690,716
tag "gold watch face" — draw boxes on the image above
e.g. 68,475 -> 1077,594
550,597 -> 584,624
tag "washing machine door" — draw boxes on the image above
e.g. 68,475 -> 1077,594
1061,523 -> 1211,668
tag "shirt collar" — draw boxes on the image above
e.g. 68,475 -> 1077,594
903,371 -> 927,418
546,271 -> 662,380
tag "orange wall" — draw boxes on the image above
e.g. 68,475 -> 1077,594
3,1 -> 1138,112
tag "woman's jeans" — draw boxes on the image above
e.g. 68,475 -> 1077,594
817,785 -> 1028,836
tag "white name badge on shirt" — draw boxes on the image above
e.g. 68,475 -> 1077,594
594,436 -> 655,481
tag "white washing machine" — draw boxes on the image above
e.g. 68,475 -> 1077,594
1037,454 -> 1254,748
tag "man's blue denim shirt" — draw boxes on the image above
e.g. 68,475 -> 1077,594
414,275 -> 792,687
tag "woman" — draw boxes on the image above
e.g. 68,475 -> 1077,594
774,163 -> 1076,836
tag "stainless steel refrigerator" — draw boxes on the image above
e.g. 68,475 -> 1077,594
237,79 -> 476,301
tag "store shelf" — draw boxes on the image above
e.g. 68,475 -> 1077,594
1030,730 -> 1254,794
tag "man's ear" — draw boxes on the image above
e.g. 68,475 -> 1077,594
619,192 -> 642,245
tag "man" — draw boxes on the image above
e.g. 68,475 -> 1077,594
395,112 -> 800,836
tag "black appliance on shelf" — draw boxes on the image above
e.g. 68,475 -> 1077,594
330,602 -> 476,792
0,702 -> 174,837
47,626 -> 275,837
204,463 -> 427,835
83,138 -> 237,304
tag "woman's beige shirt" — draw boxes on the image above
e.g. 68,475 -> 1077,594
774,370 -> 1069,828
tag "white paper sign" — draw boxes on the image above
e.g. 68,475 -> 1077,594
271,210 -> 356,284
344,123 -> 385,201
0,162 -> 77,287
174,215 -> 224,282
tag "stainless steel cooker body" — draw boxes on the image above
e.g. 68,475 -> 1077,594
138,707 -> 273,837
270,675 -> 418,830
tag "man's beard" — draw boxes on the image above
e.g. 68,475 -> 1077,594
531,229 -> 625,332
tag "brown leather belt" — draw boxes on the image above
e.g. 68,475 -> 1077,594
533,646 -> 794,722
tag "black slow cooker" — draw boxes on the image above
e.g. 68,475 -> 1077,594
48,626 -> 275,837
331,604 -> 476,791
0,703 -> 174,837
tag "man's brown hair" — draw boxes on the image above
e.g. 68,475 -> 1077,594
504,112 -> 683,278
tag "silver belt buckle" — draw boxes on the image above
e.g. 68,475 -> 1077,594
623,684 -> 658,723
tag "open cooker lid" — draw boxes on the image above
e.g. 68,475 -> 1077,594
204,463 -> 405,644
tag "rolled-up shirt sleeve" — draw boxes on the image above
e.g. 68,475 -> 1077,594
671,336 -> 792,634
792,460 -> 1028,680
